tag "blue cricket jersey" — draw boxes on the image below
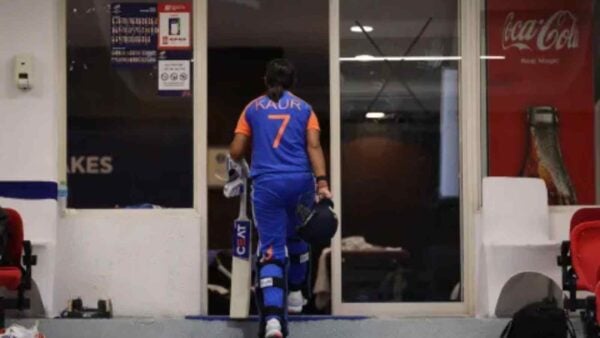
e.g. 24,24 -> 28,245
234,91 -> 320,178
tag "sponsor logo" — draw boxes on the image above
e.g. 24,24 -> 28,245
299,252 -> 310,264
260,278 -> 274,288
233,221 -> 250,259
502,10 -> 579,51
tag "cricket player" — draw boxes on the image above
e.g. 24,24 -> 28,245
229,59 -> 332,338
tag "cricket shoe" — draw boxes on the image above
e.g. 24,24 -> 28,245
287,290 -> 307,314
264,318 -> 283,338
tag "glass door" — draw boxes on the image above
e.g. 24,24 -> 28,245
330,0 -> 469,315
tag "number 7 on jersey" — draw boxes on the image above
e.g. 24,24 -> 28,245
268,114 -> 291,148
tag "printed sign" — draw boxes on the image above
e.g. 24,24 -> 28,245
67,128 -> 193,208
486,0 -> 595,203
110,3 -> 158,67
158,59 -> 190,91
158,3 -> 192,50
67,156 -> 114,175
233,220 -> 251,259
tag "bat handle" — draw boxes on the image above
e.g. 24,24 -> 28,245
239,178 -> 248,219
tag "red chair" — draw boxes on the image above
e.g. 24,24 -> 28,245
0,208 -> 36,328
571,208 -> 600,232
577,266 -> 600,337
596,273 -> 600,328
569,221 -> 600,337
571,221 -> 600,291
558,211 -> 600,336
558,208 -> 600,310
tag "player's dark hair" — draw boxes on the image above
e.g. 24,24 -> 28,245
265,59 -> 296,102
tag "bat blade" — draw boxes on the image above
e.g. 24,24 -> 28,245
230,218 -> 252,318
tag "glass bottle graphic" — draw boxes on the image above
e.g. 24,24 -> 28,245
520,106 -> 577,205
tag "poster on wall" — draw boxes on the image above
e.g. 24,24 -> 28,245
158,3 -> 192,50
486,0 -> 596,204
158,59 -> 191,91
110,3 -> 158,67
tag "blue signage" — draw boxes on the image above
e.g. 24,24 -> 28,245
111,3 -> 158,67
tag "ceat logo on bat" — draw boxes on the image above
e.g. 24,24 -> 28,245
233,221 -> 250,259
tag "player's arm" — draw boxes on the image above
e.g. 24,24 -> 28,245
307,130 -> 326,178
306,112 -> 332,199
230,133 -> 249,161
230,110 -> 252,161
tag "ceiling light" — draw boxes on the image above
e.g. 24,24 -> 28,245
340,55 -> 506,62
354,54 -> 375,62
366,112 -> 386,119
341,56 -> 462,62
350,25 -> 373,33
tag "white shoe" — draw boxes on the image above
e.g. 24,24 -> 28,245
265,318 -> 283,338
287,290 -> 307,313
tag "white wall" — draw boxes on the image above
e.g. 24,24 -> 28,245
0,0 -> 61,315
549,207 -> 577,241
56,211 -> 202,317
1,0 -> 204,317
0,0 -> 59,181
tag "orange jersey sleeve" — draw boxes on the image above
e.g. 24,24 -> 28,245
307,111 -> 321,131
235,110 -> 252,136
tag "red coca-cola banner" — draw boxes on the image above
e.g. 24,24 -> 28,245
487,0 -> 596,204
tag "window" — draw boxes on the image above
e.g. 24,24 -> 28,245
483,0 -> 599,205
66,0 -> 194,208
338,0 -> 461,303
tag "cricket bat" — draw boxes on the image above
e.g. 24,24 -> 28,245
229,177 -> 253,318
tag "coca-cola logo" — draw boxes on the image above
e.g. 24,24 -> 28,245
502,11 -> 579,51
